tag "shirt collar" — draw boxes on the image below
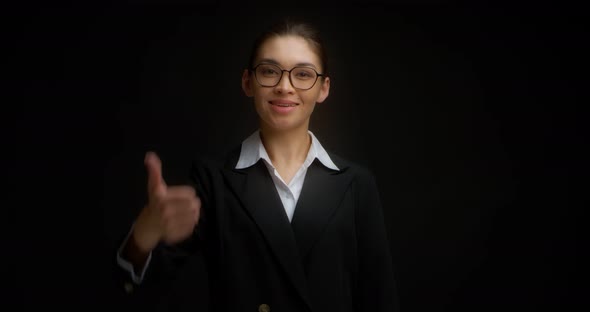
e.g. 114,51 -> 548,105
235,129 -> 340,171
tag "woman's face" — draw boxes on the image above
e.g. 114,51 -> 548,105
242,35 -> 330,133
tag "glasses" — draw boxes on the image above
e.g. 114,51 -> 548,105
251,63 -> 325,90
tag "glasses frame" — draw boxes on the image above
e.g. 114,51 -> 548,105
250,63 -> 325,90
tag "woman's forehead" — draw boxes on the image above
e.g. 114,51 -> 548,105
256,36 -> 321,69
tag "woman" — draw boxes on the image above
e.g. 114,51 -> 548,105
116,18 -> 399,312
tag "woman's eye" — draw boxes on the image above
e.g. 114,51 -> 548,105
262,68 -> 278,75
295,70 -> 314,79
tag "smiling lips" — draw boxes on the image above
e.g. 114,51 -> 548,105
269,100 -> 299,107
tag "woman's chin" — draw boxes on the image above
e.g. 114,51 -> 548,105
261,118 -> 306,133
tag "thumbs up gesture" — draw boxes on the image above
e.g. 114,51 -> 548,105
131,152 -> 201,253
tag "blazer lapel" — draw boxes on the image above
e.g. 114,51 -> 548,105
291,158 -> 353,260
222,158 -> 313,311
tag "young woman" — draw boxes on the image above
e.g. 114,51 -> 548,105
116,18 -> 399,312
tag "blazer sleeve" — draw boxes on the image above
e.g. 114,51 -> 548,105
353,169 -> 401,312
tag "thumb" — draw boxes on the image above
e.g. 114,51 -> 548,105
145,151 -> 167,197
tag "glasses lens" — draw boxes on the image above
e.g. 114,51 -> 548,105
255,64 -> 281,87
291,67 -> 318,89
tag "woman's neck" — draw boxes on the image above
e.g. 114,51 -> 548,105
259,125 -> 311,168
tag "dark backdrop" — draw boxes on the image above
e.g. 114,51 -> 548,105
6,2 -> 584,311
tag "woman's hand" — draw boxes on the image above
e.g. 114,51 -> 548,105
132,151 -> 201,253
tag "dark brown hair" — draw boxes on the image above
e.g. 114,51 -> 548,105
247,18 -> 329,77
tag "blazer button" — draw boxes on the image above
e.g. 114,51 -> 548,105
124,282 -> 133,294
258,303 -> 270,312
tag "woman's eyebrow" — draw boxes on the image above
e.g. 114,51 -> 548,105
294,62 -> 318,69
258,58 -> 318,69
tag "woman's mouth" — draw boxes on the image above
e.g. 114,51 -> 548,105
269,100 -> 298,107
268,100 -> 299,114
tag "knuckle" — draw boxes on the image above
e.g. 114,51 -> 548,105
186,186 -> 196,196
195,202 -> 201,211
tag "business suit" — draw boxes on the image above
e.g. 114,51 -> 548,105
115,145 -> 399,312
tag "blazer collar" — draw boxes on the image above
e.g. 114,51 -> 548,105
221,146 -> 352,311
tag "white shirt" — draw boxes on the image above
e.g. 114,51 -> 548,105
235,130 -> 340,222
118,129 -> 339,284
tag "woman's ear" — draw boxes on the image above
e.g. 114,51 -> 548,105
316,76 -> 330,103
242,69 -> 254,97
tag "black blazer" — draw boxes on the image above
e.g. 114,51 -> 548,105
114,146 -> 399,312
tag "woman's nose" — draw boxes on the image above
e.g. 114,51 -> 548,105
274,71 -> 295,93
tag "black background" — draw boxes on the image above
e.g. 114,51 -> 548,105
5,1 -> 585,311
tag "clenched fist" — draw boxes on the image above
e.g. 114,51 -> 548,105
132,151 -> 201,253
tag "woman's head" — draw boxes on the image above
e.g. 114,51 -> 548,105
247,18 -> 329,77
242,19 -> 331,133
